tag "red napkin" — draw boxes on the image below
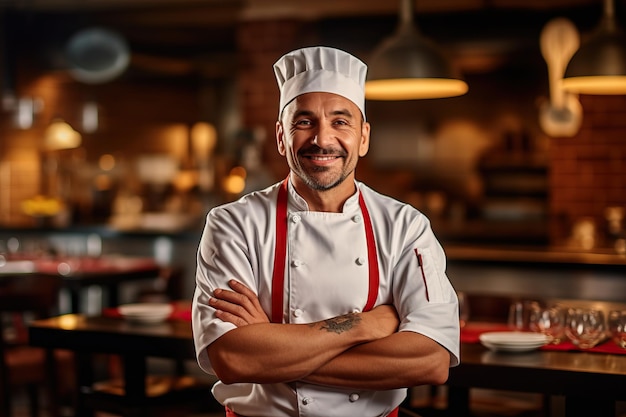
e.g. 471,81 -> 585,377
540,339 -> 626,355
461,322 -> 626,355
170,307 -> 192,321
460,323 -> 510,344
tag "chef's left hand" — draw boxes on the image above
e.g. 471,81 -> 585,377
210,279 -> 270,326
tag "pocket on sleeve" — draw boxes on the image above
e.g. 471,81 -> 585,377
414,247 -> 446,303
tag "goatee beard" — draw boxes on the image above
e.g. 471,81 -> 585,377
300,169 -> 346,191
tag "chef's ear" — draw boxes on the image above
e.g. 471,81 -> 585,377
276,121 -> 286,156
359,121 -> 371,157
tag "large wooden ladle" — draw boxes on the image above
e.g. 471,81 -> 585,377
539,18 -> 583,137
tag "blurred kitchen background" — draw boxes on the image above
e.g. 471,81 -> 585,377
1,0 -> 626,303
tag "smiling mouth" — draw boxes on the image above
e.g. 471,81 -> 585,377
305,155 -> 340,161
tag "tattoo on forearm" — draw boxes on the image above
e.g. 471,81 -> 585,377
319,313 -> 361,334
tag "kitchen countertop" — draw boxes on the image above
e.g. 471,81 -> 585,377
3,225 -> 626,268
445,245 -> 626,268
0,224 -> 201,240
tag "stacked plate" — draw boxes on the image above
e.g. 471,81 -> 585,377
479,331 -> 550,352
118,303 -> 173,324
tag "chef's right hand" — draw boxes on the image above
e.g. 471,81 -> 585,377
210,279 -> 270,327
362,304 -> 399,340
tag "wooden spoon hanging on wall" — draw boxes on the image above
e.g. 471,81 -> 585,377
539,17 -> 582,137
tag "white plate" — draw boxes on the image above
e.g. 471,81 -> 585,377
479,331 -> 550,352
0,259 -> 36,274
118,303 -> 173,324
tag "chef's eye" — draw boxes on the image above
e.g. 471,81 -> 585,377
294,119 -> 312,127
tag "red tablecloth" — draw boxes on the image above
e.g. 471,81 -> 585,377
461,322 -> 626,355
35,256 -> 159,275
539,339 -> 626,354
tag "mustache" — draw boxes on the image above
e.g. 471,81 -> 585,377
299,145 -> 346,157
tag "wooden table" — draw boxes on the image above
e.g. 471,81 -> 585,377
1,256 -> 161,313
30,310 -> 626,417
447,342 -> 626,417
28,303 -> 206,417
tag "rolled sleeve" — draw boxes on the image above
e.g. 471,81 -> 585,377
191,203 -> 268,375
192,286 -> 237,375
392,234 -> 460,366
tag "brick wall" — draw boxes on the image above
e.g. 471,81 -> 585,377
235,19 -> 317,181
549,94 -> 626,246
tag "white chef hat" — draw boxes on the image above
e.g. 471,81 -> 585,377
273,46 -> 367,119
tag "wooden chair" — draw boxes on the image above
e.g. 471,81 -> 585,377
0,273 -> 73,417
76,348 -> 218,417
84,372 -> 219,417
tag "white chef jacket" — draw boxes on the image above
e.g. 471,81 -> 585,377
192,179 -> 460,417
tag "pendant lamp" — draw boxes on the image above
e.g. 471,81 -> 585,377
562,0 -> 626,94
365,0 -> 468,100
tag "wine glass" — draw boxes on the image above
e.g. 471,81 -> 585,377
508,300 -> 540,332
529,304 -> 565,344
564,308 -> 607,349
608,310 -> 626,349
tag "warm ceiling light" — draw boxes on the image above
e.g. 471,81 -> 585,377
365,0 -> 468,100
44,119 -> 82,151
191,122 -> 217,159
562,0 -> 626,94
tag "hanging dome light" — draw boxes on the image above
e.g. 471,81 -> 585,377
562,0 -> 626,95
365,0 -> 468,100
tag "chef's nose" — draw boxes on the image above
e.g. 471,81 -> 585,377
312,125 -> 333,147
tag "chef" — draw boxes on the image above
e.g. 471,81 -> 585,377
192,46 -> 460,417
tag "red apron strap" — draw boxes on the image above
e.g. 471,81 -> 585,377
271,178 -> 289,323
359,191 -> 379,312
387,406 -> 400,417
225,407 -> 243,417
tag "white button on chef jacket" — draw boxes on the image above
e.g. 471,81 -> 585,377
286,198 -> 370,324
